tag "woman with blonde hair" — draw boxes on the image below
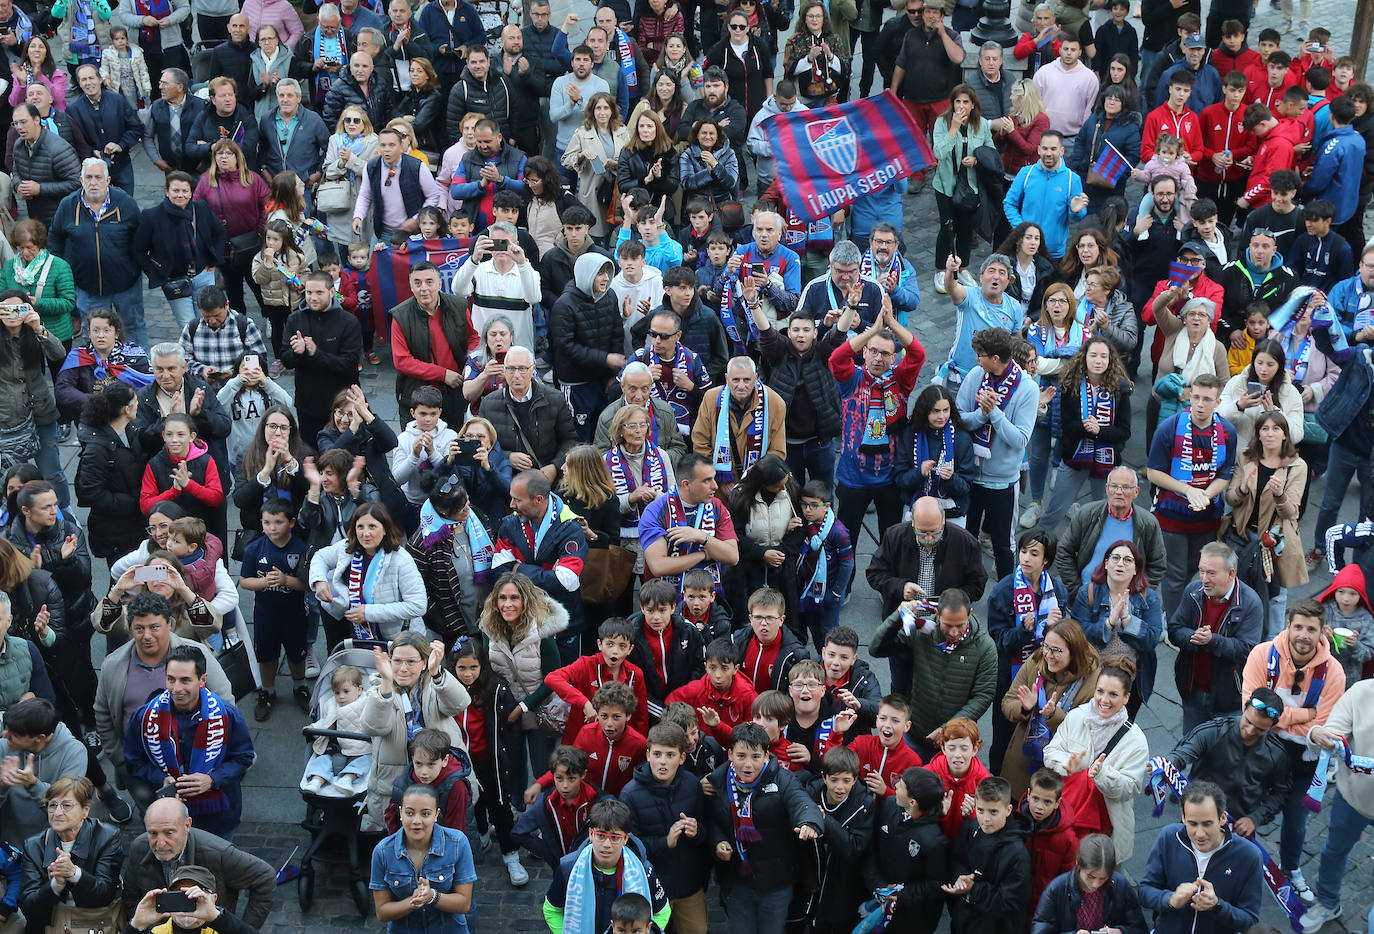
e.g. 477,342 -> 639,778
385,117 -> 431,168
193,139 -> 269,314
604,404 -> 675,575
319,104 -> 379,248
562,92 -> 629,239
1000,78 -> 1048,179
560,444 -> 626,639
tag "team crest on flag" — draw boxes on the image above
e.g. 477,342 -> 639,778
807,117 -> 858,174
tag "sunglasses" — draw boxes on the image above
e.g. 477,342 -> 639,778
385,168 -> 396,187
647,329 -> 679,340
729,22 -> 749,28
343,117 -> 363,124
1248,696 -> 1281,720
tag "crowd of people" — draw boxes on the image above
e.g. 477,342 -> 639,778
0,0 -> 1367,932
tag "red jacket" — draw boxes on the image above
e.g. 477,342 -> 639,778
1021,796 -> 1079,922
1241,118 -> 1302,207
925,752 -> 991,842
666,672 -> 758,746
1197,100 -> 1256,184
562,722 -> 647,796
546,655 -> 650,744
1210,45 -> 1260,78
1013,32 -> 1060,68
383,755 -> 469,833
1002,111 -> 1050,177
1286,52 -> 1334,90
1143,274 -> 1225,369
336,268 -> 359,318
1246,74 -> 1297,111
1141,104 -> 1203,162
820,732 -> 923,796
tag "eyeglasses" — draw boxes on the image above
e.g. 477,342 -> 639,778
504,364 -> 533,373
1045,296 -> 1071,305
264,422 -> 291,434
1106,483 -> 1136,493
791,680 -> 822,690
1042,645 -> 1067,657
589,829 -> 628,843
46,801 -> 79,813
1248,696 -> 1281,719
392,657 -> 424,668
1106,553 -> 1136,564
146,524 -> 171,535
749,614 -> 782,624
343,117 -> 363,124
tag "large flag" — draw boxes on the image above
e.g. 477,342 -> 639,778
1089,140 -> 1132,188
364,237 -> 471,332
763,91 -> 934,222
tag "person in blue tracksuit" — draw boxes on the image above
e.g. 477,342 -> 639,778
1002,130 -> 1088,258
1303,96 -> 1367,228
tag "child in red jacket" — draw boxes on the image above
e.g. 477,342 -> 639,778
821,695 -> 924,796
527,682 -> 647,797
383,728 -> 471,833
546,618 -> 649,743
1020,768 -> 1079,924
925,717 -> 992,842
667,636 -> 757,745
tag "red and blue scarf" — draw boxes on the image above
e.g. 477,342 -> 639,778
140,687 -> 230,810
857,367 -> 901,453
1011,565 -> 1058,676
1069,379 -> 1117,476
60,343 -> 154,388
1158,411 -> 1227,517
606,444 -> 668,535
664,493 -> 720,591
727,765 -> 765,877
971,362 -> 1023,459
913,423 -> 955,504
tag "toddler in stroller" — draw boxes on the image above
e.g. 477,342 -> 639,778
301,665 -> 374,795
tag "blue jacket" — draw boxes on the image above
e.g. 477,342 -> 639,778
985,571 -> 1071,688
955,364 -> 1040,487
65,92 -> 142,174
1032,870 -> 1147,934
369,825 -> 477,934
1003,162 -> 1087,257
848,177 -> 906,239
1304,124 -> 1367,225
1166,578 -> 1263,714
1069,110 -> 1143,189
1155,61 -> 1222,114
257,106 -> 331,181
416,0 -> 486,79
1071,582 -> 1164,701
1315,346 -> 1374,447
1324,272 -> 1374,340
47,186 -> 142,295
1138,824 -> 1263,934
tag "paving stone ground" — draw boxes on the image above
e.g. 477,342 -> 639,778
61,5 -> 1374,929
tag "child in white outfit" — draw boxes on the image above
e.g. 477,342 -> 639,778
302,666 -> 374,795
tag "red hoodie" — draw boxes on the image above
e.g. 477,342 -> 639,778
667,672 -> 758,745
538,722 -> 647,796
1241,118 -> 1303,207
1321,565 -> 1374,679
546,654 -> 650,744
382,755 -> 470,833
925,752 -> 992,842
1021,796 -> 1080,923
1211,44 -> 1260,78
820,732 -> 923,796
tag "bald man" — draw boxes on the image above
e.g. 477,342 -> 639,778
208,14 -> 255,95
322,50 -> 392,131
494,24 -> 543,156
122,798 -> 277,928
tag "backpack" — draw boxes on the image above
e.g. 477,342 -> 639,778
185,313 -> 251,348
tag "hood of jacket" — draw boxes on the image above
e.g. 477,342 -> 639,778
172,438 -> 211,463
573,252 -> 615,300
1243,248 -> 1286,277
1018,793 -> 1077,834
1320,564 -> 1373,613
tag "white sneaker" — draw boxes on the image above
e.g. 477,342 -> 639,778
304,650 -> 320,680
1019,501 -> 1043,529
503,852 -> 529,886
1297,19 -> 1310,34
1289,868 -> 1317,905
933,271 -> 948,295
958,269 -> 977,289
1299,902 -> 1342,933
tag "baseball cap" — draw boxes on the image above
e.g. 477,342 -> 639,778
169,865 -> 218,894
1182,32 -> 1206,49
1178,240 -> 1208,259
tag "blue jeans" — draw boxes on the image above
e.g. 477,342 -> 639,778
1316,439 -> 1374,555
75,282 -> 147,352
785,437 -> 836,487
1180,686 -> 1236,736
1280,742 -> 1318,873
800,600 -> 843,652
725,884 -> 791,934
165,268 -> 218,334
1315,788 -> 1374,909
36,420 -> 70,507
1027,418 -> 1053,500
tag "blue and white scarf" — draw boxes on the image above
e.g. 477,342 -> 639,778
1011,565 -> 1058,676
419,498 -> 494,584
613,28 -> 639,98
562,842 -> 651,934
347,550 -> 386,639
314,28 -> 345,96
712,386 -> 767,482
913,423 -> 955,503
799,508 -> 835,610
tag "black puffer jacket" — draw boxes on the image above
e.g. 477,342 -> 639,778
620,760 -> 710,898
74,424 -> 147,560
548,252 -> 621,385
950,810 -> 1034,934
626,611 -> 707,711
3,514 -> 93,618
396,87 -> 445,153
10,130 -> 81,227
445,69 -> 512,142
617,146 -> 680,214
539,236 -> 612,310
756,325 -> 844,441
705,757 -> 822,893
322,71 -> 393,135
477,383 -> 578,472
864,798 -> 949,934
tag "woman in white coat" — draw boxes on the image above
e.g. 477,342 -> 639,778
560,91 -> 630,240
1043,658 -> 1149,860
309,502 -> 426,652
1217,338 -> 1306,451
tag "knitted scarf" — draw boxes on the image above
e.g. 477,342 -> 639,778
347,550 -> 383,639
135,0 -> 168,49
1068,378 -> 1117,476
727,765 -> 766,876
1265,644 -> 1327,709
563,844 -> 651,934
1011,565 -> 1058,676
718,270 -> 757,356
140,687 -> 230,811
1158,410 -> 1226,516
860,249 -> 900,285
613,29 -> 639,97
314,29 -> 345,95
606,444 -> 667,533
799,508 -> 835,610
418,498 -> 493,584
857,366 -> 901,452
971,361 -> 1023,459
665,492 -> 719,591
712,386 -> 766,482
913,422 -> 955,502
647,341 -> 694,424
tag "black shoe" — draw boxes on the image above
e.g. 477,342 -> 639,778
293,685 -> 311,713
254,690 -> 275,722
83,729 -> 102,752
101,789 -> 134,824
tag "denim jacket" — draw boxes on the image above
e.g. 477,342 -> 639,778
1315,346 -> 1373,442
369,826 -> 477,934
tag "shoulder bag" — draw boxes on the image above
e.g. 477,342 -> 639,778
580,544 -> 637,604
217,185 -> 263,264
950,133 -> 979,211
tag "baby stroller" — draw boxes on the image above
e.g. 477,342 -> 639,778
296,640 -> 387,917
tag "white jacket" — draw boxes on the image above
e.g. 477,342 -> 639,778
1043,703 -> 1149,860
308,542 -> 427,640
391,418 -> 459,504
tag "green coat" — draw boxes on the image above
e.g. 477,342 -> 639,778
870,606 -> 999,740
931,114 -> 994,199
0,254 -> 77,341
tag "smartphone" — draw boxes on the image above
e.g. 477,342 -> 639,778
1247,381 -> 1264,396
494,350 -> 506,364
750,263 -> 766,278
243,354 -> 259,370
135,565 -> 169,583
155,892 -> 197,914
492,238 -> 510,252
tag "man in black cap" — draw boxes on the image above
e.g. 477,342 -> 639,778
128,864 -> 258,934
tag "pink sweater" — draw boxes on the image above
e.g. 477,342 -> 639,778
241,0 -> 304,51
1032,60 -> 1098,137
194,172 -> 270,240
8,69 -> 68,110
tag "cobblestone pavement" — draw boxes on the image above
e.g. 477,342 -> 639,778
60,4 -> 1374,926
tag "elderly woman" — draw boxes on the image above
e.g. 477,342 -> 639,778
1151,296 -> 1227,435
604,404 -> 675,576
193,140 -> 269,318
407,477 -> 493,645
55,307 -> 152,424
309,502 -> 426,651
1079,266 -> 1137,358
0,221 -> 75,353
0,292 -> 69,504
461,316 -> 514,413
20,777 -> 123,934
99,549 -> 224,643
1072,539 -> 1164,719
360,632 -> 470,830
319,105 -> 380,249
248,24 -> 294,120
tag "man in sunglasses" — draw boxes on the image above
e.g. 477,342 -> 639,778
1238,599 -> 1346,905
1163,685 -> 1292,842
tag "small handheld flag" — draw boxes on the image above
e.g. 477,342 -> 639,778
1089,141 -> 1131,188
275,847 -> 301,885
1167,261 -> 1202,287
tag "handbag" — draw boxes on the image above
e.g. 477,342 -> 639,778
217,636 -> 257,701
713,197 -> 745,232
228,231 -> 263,265
315,177 -> 352,214
1084,124 -> 1119,189
0,414 -> 39,469
950,136 -> 979,211
580,543 -> 636,604
534,693 -> 571,735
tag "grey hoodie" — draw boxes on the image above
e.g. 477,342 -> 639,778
574,251 -> 615,299
747,95 -> 808,189
0,722 -> 88,842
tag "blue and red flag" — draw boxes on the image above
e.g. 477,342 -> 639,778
364,237 -> 471,331
763,91 -> 934,222
1089,140 -> 1131,188
1167,260 -> 1203,287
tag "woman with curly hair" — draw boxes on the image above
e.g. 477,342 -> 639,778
783,1 -> 849,106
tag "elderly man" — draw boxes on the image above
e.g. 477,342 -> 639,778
867,495 -> 988,688
390,260 -> 471,426
719,212 -> 802,352
281,272 -> 362,445
1168,542 -> 1264,734
184,76 -> 259,171
1240,600 -> 1345,903
479,345 -> 577,482
972,41 -> 1012,124
66,64 -> 142,194
257,79 -> 329,187
859,222 -> 921,323
292,4 -> 356,111
9,103 -> 80,229
352,126 -> 441,245
145,68 -> 208,178
122,798 -> 276,928
939,253 -> 1019,391
493,469 -> 588,661
1164,686 -> 1292,840
797,240 -> 885,331
48,158 -> 143,342
639,450 -> 740,589
123,642 -> 255,840
93,593 -> 233,813
177,285 -> 268,389
871,587 -> 997,758
1138,782 -> 1264,934
690,357 -> 787,487
452,226 -> 540,350
594,361 -> 688,461
1052,466 -> 1167,604
323,50 -> 391,132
